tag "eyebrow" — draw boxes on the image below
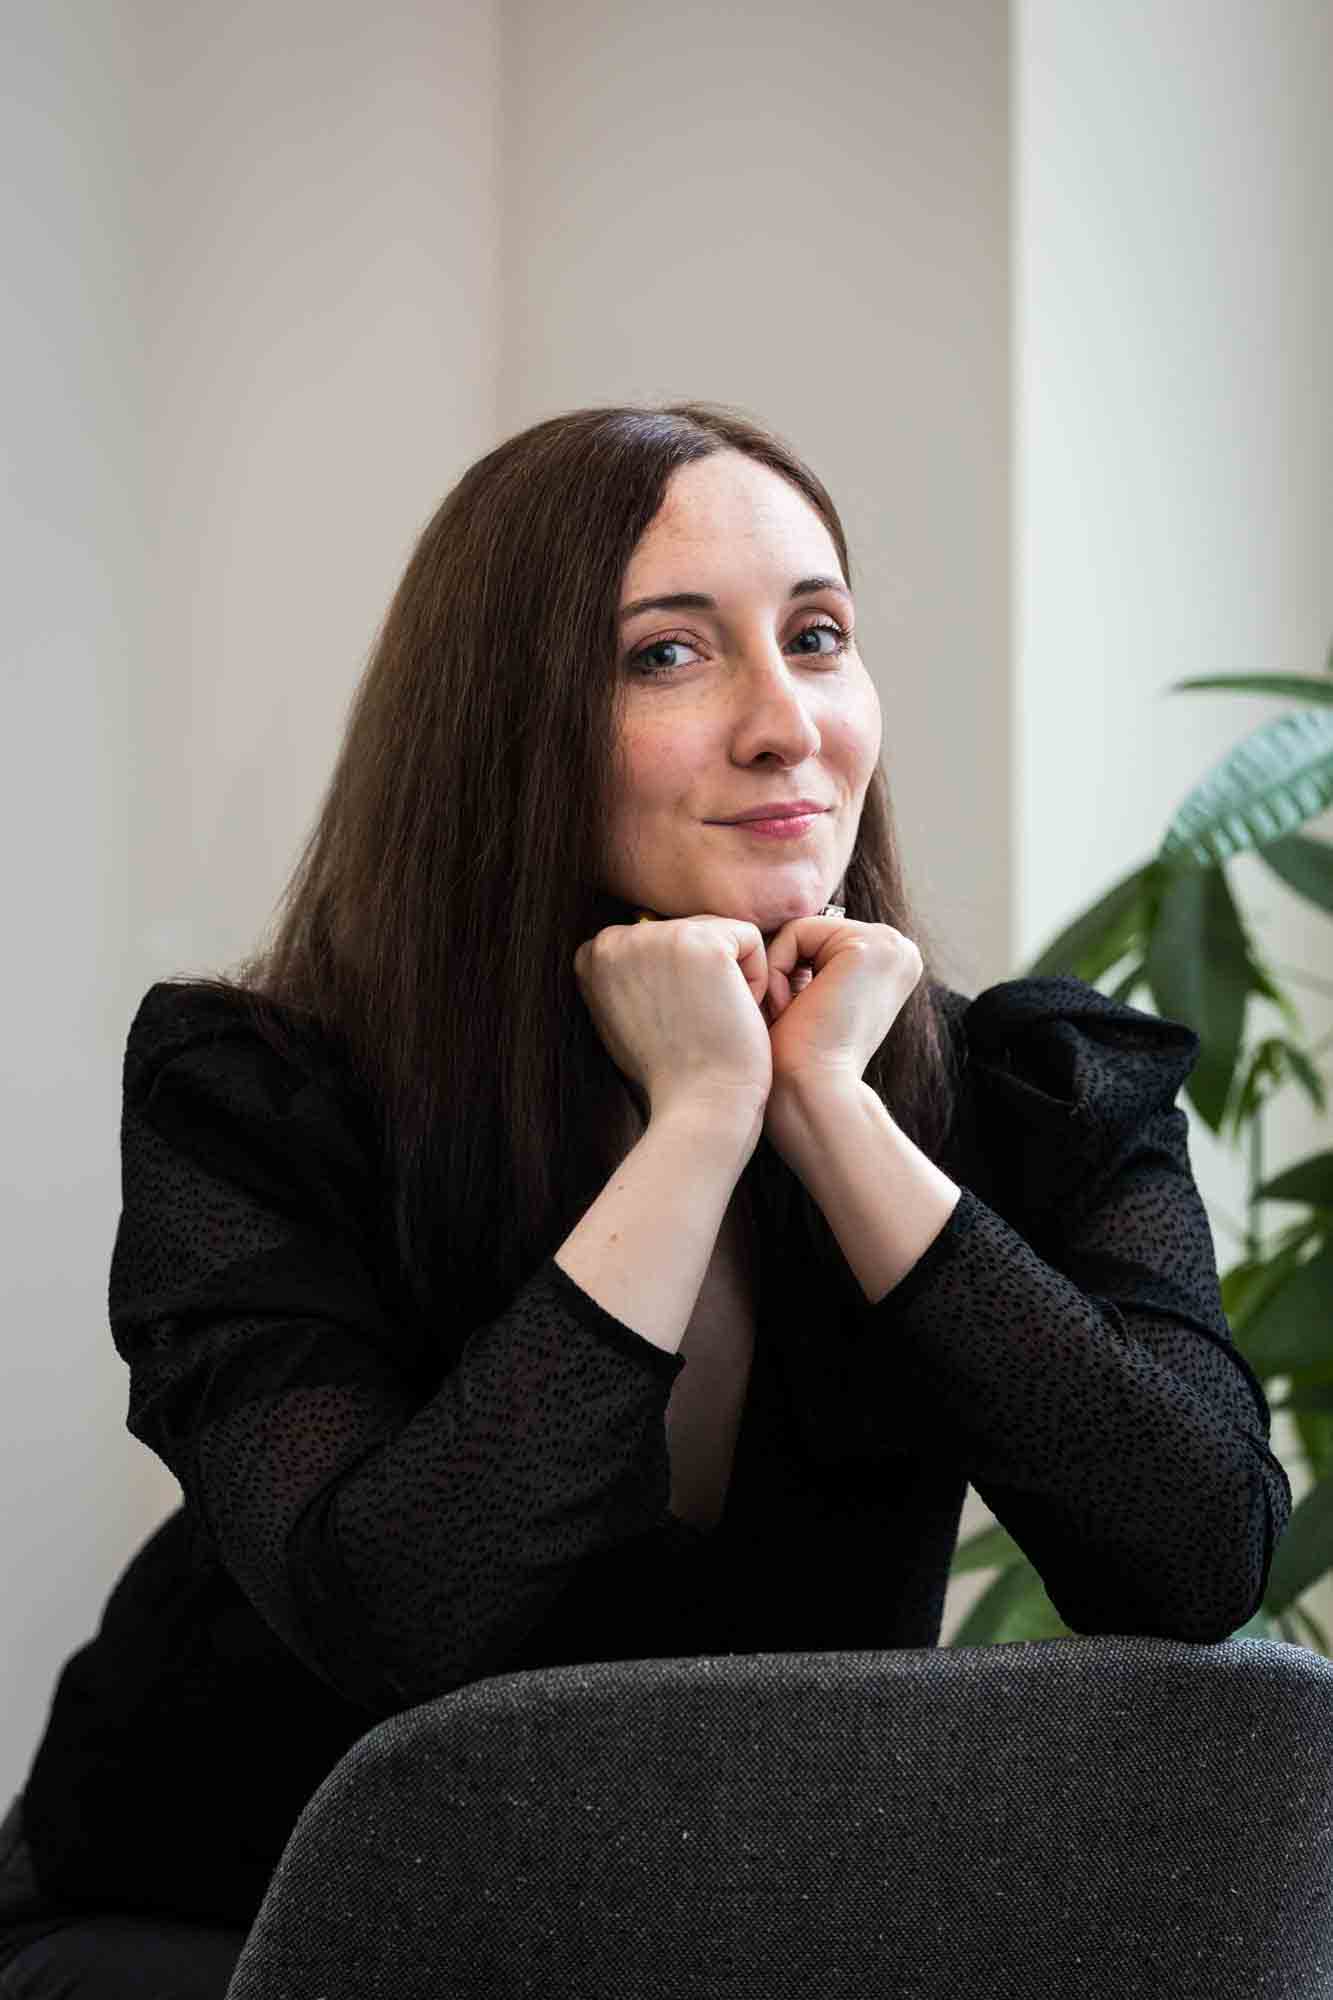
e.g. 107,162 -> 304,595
618,574 -> 852,623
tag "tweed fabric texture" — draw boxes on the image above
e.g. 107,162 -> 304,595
224,1636 -> 1333,2000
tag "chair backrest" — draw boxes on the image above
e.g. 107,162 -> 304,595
225,1635 -> 1333,1999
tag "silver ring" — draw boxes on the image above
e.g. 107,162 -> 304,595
817,903 -> 845,919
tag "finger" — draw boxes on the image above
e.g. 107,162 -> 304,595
735,925 -> 771,1011
765,914 -> 841,976
763,923 -> 802,977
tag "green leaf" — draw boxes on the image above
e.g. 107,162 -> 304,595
1225,1038 -> 1327,1139
949,1519 -> 1024,1574
1271,1382 -> 1333,1415
1284,1598 -> 1331,1655
1255,831 -> 1333,918
1235,1241 -> 1333,1376
1020,861 -> 1153,982
1279,1044 -> 1329,1115
1260,1466 -> 1333,1615
1220,1255 -> 1274,1328
947,1557 -> 1077,1647
1229,1601 -> 1286,1642
1222,1222 -> 1327,1349
1166,673 -> 1333,703
1156,709 -> 1333,873
1256,1150 -> 1333,1210
1107,961 -> 1147,1005
1143,867 -> 1251,1131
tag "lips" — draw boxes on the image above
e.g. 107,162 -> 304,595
720,802 -> 828,824
722,812 -> 822,840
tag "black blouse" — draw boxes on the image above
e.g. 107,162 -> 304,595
17,974 -> 1290,1931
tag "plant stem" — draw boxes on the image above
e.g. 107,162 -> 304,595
1246,1098 -> 1263,1263
1266,962 -> 1333,1003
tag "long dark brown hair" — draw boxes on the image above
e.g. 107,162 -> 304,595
178,401 -> 967,1345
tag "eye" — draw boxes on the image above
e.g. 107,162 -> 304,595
626,616 -> 852,679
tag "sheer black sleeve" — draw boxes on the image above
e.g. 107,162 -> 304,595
840,976 -> 1291,1642
109,983 -> 684,1717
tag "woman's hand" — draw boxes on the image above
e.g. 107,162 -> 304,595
759,914 -> 923,1098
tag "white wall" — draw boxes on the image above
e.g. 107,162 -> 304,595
1011,0 -> 1333,1643
2,0 -> 501,1799
3,0 -> 145,1796
4,0 -> 1328,1808
498,0 -> 1012,999
3,0 -> 1010,1801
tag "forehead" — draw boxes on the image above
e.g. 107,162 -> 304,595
626,454 -> 838,578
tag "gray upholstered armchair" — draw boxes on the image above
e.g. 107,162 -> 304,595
224,1634 -> 1333,1999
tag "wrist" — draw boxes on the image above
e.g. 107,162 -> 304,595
767,1069 -> 868,1120
651,1089 -> 767,1156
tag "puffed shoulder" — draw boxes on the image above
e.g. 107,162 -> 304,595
127,979 -> 316,1061
956,973 -> 1202,1239
121,981 -> 379,1213
125,981 -> 353,1096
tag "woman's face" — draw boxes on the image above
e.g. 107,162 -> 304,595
605,451 -> 882,943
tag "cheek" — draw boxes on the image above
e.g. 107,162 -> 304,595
623,727 -> 699,807
856,683 -> 882,762
822,706 -> 880,785
842,665 -> 882,760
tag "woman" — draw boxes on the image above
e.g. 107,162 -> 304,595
0,402 -> 1290,1995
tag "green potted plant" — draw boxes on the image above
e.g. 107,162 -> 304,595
947,645 -> 1333,1652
